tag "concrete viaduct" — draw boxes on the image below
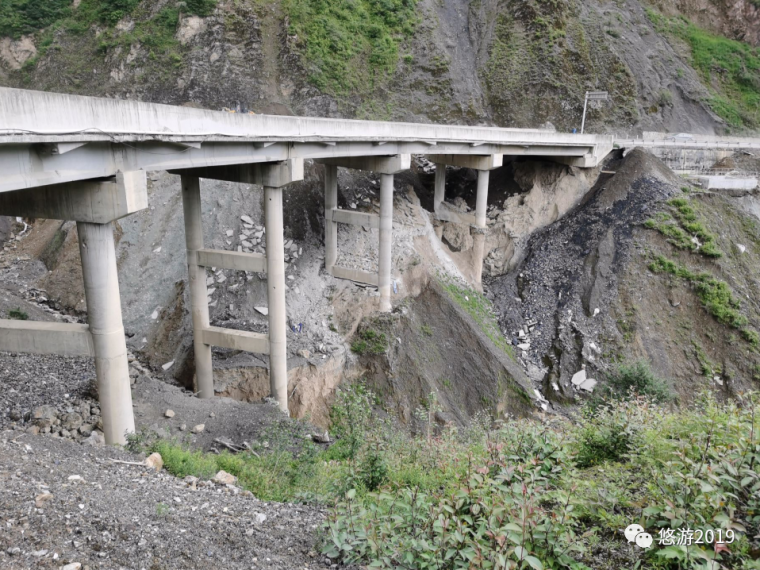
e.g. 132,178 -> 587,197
0,87 -> 619,444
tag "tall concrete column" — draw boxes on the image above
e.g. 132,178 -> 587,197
475,169 -> 489,229
378,173 -> 394,313
471,230 -> 486,287
180,175 -> 214,399
264,185 -> 288,413
77,221 -> 135,445
433,164 -> 445,213
324,164 -> 338,272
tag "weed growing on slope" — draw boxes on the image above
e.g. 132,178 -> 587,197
350,329 -> 388,356
649,255 -> 752,331
439,276 -> 515,361
8,308 -> 29,320
644,197 -> 723,258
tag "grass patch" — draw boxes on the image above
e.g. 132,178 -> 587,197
282,0 -> 418,97
648,255 -> 756,336
439,277 -> 514,360
644,197 -> 723,258
646,9 -> 760,128
8,308 -> 29,320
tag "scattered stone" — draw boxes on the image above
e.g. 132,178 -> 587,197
255,306 -> 269,316
737,244 -> 747,253
517,343 -> 530,351
61,412 -> 83,431
298,349 -> 311,359
83,431 -> 105,447
211,470 -> 237,485
79,424 -> 93,437
162,361 -> 175,371
34,492 -> 53,508
241,214 -> 254,225
62,564 -> 82,570
68,475 -> 85,483
191,424 -> 205,434
165,409 -> 175,418
179,424 -> 187,431
32,405 -> 57,428
571,369 -> 587,387
579,378 -> 598,392
209,412 -> 215,418
144,452 -> 164,472
311,431 -> 330,443
255,512 -> 267,524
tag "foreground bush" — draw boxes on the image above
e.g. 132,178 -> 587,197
138,385 -> 760,569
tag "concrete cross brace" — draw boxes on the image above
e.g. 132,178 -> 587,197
0,171 -> 147,223
0,320 -> 94,356
329,208 -> 380,229
316,155 -> 411,174
169,159 -> 304,188
426,154 -> 503,170
194,249 -> 267,273
201,326 -> 269,354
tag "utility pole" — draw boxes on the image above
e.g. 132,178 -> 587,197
581,91 -> 608,134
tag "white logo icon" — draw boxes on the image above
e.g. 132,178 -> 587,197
625,524 -> 652,548
636,532 -> 653,548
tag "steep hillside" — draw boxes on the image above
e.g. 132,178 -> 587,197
1,0 -> 758,133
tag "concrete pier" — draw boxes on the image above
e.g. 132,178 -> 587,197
77,221 -> 136,445
324,164 -> 338,273
434,164 -> 445,213
181,176 -> 214,399
378,174 -> 394,312
264,184 -> 288,412
475,170 -> 489,229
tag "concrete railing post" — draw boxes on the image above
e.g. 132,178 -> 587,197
324,164 -> 338,273
76,221 -> 135,445
434,164 -> 445,213
264,185 -> 288,413
475,169 -> 489,229
180,175 -> 214,399
378,173 -> 394,312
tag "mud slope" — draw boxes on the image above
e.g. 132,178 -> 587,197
490,148 -> 760,404
352,281 -> 536,427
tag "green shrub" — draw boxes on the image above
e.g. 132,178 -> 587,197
604,360 -> 674,403
0,0 -> 71,38
8,308 -> 29,320
350,329 -> 387,355
742,328 -> 760,348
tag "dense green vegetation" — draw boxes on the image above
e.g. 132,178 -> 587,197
282,0 -> 418,97
1,0 -> 217,73
647,9 -> 760,129
138,383 -> 760,569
